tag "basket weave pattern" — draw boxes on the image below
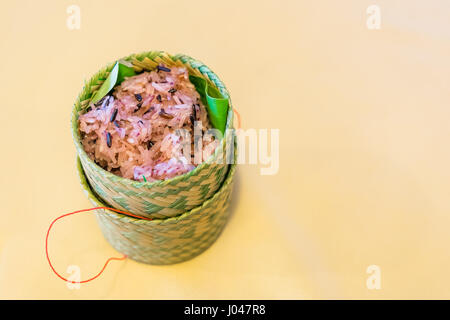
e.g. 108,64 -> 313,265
77,158 -> 236,265
71,51 -> 233,219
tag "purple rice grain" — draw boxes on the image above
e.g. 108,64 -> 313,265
157,65 -> 171,72
134,93 -> 142,102
159,108 -> 174,119
143,106 -> 154,115
110,108 -> 118,122
94,96 -> 106,107
134,102 -> 142,112
106,132 -> 112,148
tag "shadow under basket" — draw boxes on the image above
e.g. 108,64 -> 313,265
76,157 -> 236,265
71,51 -> 234,220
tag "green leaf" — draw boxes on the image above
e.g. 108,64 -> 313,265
90,60 -> 136,104
189,75 -> 229,134
116,60 -> 136,84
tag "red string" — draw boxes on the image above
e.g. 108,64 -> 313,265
233,108 -> 241,129
45,206 -> 152,284
48,109 -> 240,284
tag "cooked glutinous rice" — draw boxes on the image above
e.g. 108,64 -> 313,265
79,65 -> 219,181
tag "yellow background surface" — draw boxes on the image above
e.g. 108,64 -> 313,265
0,0 -> 449,299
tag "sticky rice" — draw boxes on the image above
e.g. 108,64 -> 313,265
78,65 -> 218,181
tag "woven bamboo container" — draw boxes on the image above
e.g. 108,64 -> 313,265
76,157 -> 236,265
71,51 -> 234,219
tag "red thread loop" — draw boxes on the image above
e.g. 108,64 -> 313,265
233,108 -> 241,129
48,109 -> 241,283
45,206 -> 151,284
